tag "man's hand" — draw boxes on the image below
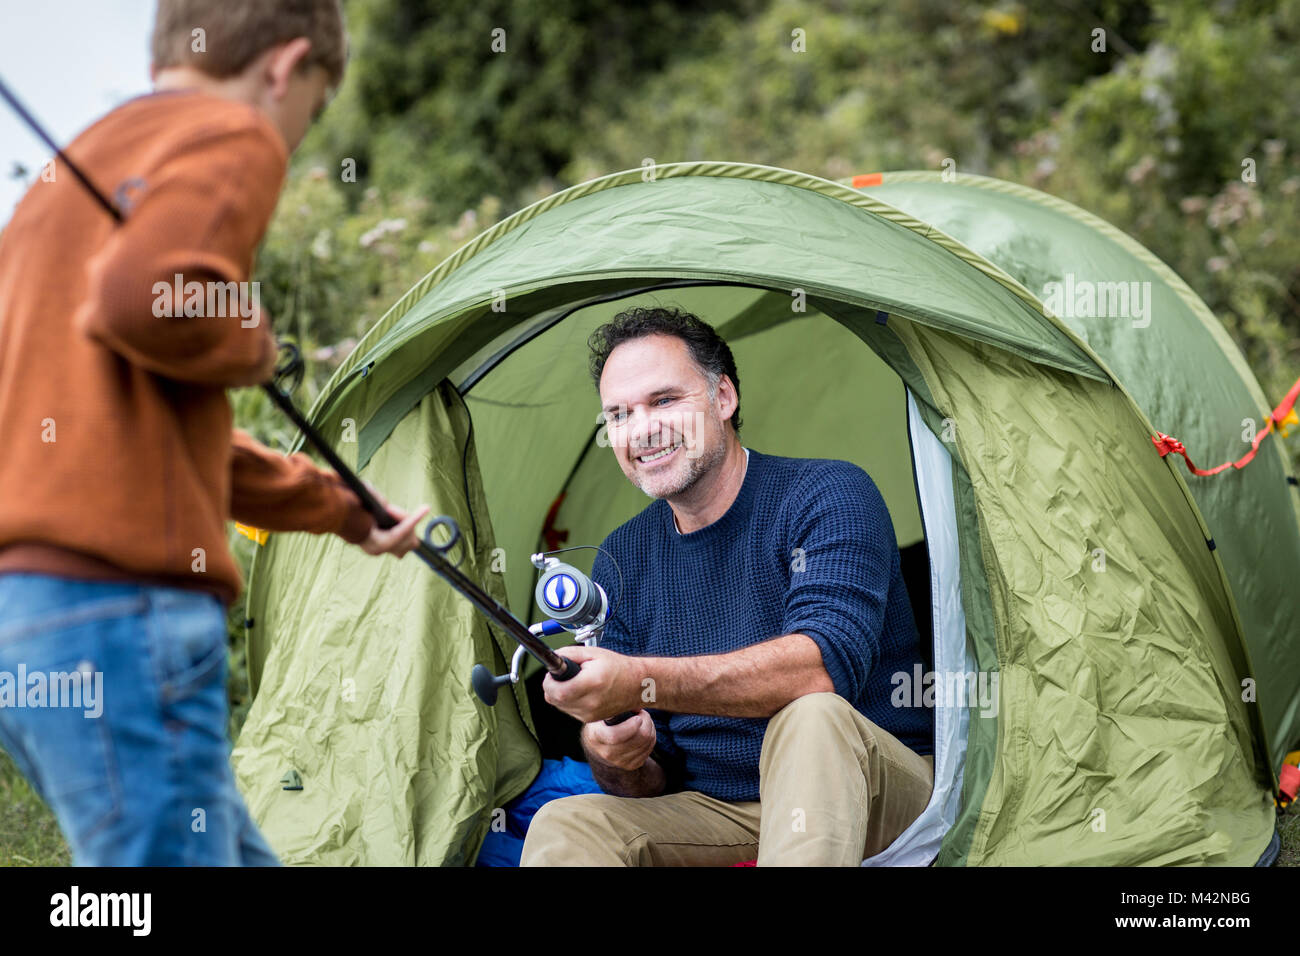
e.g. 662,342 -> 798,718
581,710 -> 657,771
356,480 -> 431,558
542,644 -> 642,724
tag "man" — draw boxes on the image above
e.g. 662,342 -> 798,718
520,306 -> 934,866
0,0 -> 429,865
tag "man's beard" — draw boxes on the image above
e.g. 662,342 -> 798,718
632,427 -> 728,500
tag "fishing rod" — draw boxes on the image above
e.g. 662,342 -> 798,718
0,74 -> 585,691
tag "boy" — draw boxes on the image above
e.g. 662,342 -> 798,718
0,0 -> 428,865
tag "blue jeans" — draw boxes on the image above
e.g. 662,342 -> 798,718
0,573 -> 279,866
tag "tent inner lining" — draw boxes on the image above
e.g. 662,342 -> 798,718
464,287 -> 941,701
865,389 -> 970,864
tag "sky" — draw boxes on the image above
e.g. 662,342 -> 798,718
0,0 -> 154,226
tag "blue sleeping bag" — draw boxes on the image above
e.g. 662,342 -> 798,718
475,757 -> 603,866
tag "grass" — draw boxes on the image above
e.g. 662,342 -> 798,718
0,748 -> 71,867
1277,796 -> 1300,867
2,735 -> 1297,867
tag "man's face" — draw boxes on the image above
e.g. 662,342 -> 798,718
598,334 -> 736,500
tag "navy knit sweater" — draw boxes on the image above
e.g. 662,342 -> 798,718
591,447 -> 933,803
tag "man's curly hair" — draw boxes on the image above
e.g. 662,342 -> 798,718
587,306 -> 742,433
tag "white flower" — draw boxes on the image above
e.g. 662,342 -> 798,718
359,218 -> 408,249
311,229 -> 332,260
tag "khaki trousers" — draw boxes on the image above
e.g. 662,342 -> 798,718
520,692 -> 934,866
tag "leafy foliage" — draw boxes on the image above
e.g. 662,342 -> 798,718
263,0 -> 1299,458
308,0 -> 764,217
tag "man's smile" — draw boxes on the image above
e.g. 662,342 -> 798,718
635,438 -> 684,466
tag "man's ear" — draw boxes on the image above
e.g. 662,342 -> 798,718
264,36 -> 313,100
717,374 -> 738,421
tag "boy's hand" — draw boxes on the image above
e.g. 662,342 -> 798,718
356,480 -> 430,557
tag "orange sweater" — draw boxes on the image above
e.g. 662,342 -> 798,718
0,90 -> 373,607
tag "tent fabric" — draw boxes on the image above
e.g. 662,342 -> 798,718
294,164 -> 1112,477
859,172 -> 1300,770
888,317 -> 1273,864
233,383 -> 540,865
317,162 -> 1103,396
937,445 -> 1003,865
862,390 -> 972,866
235,161 -> 1294,866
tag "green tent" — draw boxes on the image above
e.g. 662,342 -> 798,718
231,162 -> 1298,866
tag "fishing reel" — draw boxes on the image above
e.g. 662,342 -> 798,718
532,553 -> 609,646
471,553 -> 608,706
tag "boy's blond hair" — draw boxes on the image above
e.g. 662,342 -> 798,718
151,0 -> 347,89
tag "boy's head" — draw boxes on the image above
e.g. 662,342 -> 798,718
149,0 -> 346,151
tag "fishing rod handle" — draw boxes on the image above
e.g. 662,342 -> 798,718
547,657 -> 635,725
552,656 -> 581,681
